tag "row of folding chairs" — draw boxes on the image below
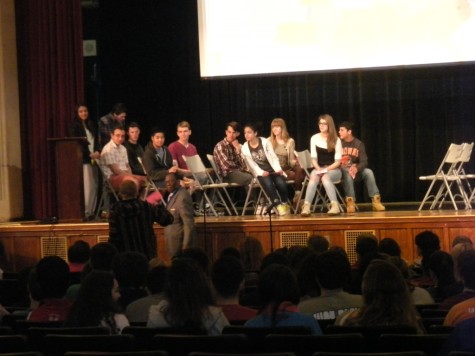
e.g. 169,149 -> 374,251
419,142 -> 474,211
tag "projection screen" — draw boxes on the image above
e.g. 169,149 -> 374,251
197,0 -> 475,78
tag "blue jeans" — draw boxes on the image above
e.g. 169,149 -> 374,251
257,174 -> 288,203
341,167 -> 380,200
304,168 -> 342,203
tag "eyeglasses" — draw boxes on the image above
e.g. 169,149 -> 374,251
318,122 -> 328,126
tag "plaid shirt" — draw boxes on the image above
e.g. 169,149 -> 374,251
213,138 -> 245,177
101,140 -> 129,178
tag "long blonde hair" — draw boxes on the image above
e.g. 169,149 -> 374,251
318,114 -> 338,152
269,118 -> 290,149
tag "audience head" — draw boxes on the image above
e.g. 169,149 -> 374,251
378,237 -> 401,257
146,265 -> 168,295
315,250 -> 352,290
258,264 -> 300,311
239,236 -> 264,272
307,235 -> 330,254
260,251 -> 290,272
90,242 -> 119,271
355,234 -> 379,258
119,179 -> 139,200
35,256 -> 70,299
219,246 -> 241,260
287,245 -> 314,271
112,251 -> 149,289
456,250 -> 475,289
67,240 -> 91,265
211,256 -> 245,299
178,247 -> 210,274
452,241 -> 474,273
296,252 -> 321,299
428,250 -> 456,284
452,235 -> 473,248
415,230 -> 440,257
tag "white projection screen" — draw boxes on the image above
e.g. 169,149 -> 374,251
197,0 -> 475,78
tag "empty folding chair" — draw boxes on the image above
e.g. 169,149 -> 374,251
418,143 -> 464,211
95,159 -> 120,218
182,155 -> 236,216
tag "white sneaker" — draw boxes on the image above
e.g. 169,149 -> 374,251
301,201 -> 311,217
255,204 -> 264,215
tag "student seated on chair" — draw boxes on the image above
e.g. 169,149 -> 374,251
241,122 -> 291,216
300,114 -> 342,217
100,125 -> 148,192
123,122 -> 146,176
142,126 -> 177,189
338,120 -> 385,213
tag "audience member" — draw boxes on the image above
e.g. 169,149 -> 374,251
452,235 -> 473,249
99,102 -> 127,149
112,252 -> 149,309
123,122 -> 145,176
147,258 -> 229,334
65,270 -> 129,334
239,236 -> 264,273
219,246 -> 242,260
242,122 -> 291,216
90,242 -> 119,271
100,125 -> 147,192
335,260 -> 425,333
386,256 -> 435,306
28,256 -> 73,322
142,126 -> 177,189
67,240 -> 91,273
441,317 -> 475,354
451,236 -> 474,272
439,250 -> 475,311
378,237 -> 401,257
245,264 -> 322,334
108,180 -> 173,260
299,250 -> 362,321
307,235 -> 330,254
179,247 -> 210,275
68,103 -> 101,220
268,118 -> 306,206
211,256 -> 258,323
296,253 -> 321,300
260,250 -> 291,272
444,295 -> 475,327
213,121 -> 253,192
411,230 -> 440,286
338,121 -> 385,213
163,173 -> 196,258
428,250 -> 463,302
301,114 -> 342,216
349,234 -> 384,295
126,265 -> 168,324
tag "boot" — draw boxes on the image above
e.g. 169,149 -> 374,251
301,201 -> 311,217
345,197 -> 356,214
372,194 -> 386,211
327,201 -> 340,215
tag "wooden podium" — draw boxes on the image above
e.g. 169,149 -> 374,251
48,137 -> 87,221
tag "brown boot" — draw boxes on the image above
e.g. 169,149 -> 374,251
372,194 -> 386,211
345,197 -> 356,214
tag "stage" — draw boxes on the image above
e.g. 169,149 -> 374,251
1,204 -> 474,271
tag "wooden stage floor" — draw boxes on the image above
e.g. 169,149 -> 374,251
1,205 -> 474,271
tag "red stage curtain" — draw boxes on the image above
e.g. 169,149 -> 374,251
16,0 -> 84,219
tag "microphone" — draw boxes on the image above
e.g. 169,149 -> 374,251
265,199 -> 281,215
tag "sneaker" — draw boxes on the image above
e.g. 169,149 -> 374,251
300,201 -> 311,217
277,203 -> 291,216
255,204 -> 264,215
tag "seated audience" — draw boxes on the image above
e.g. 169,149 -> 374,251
410,230 -> 440,287
307,235 -> 330,254
67,240 -> 91,273
147,258 -> 229,334
178,247 -> 211,275
378,237 -> 402,257
428,250 -> 463,302
441,317 -> 475,355
299,250 -> 362,321
126,265 -> 168,324
245,264 -> 322,334
123,122 -> 146,176
211,256 -> 258,323
112,252 -> 149,309
108,180 -> 172,260
296,253 -> 321,301
440,250 -> 475,311
444,294 -> 475,327
90,242 -> 119,271
335,260 -> 425,333
28,256 -> 73,322
65,270 -> 129,334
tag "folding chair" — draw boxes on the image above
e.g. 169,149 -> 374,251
95,159 -> 119,218
294,150 -> 345,213
182,155 -> 236,216
137,157 -> 165,205
206,154 -> 240,215
454,142 -> 475,209
418,143 -> 465,211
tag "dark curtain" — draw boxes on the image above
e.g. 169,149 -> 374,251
96,0 -> 475,204
16,0 -> 84,219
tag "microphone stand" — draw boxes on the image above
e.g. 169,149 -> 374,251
265,199 -> 280,252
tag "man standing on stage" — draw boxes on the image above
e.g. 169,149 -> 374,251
338,121 -> 385,213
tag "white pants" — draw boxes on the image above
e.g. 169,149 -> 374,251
83,163 -> 98,216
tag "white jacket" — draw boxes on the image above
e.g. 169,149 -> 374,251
241,137 -> 286,177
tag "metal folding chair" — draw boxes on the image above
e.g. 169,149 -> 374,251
418,143 -> 465,210
95,159 -> 119,218
182,154 -> 236,216
206,154 -> 240,215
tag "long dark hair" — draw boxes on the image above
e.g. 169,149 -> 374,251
73,103 -> 97,135
162,258 -> 214,331
65,271 -> 122,333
